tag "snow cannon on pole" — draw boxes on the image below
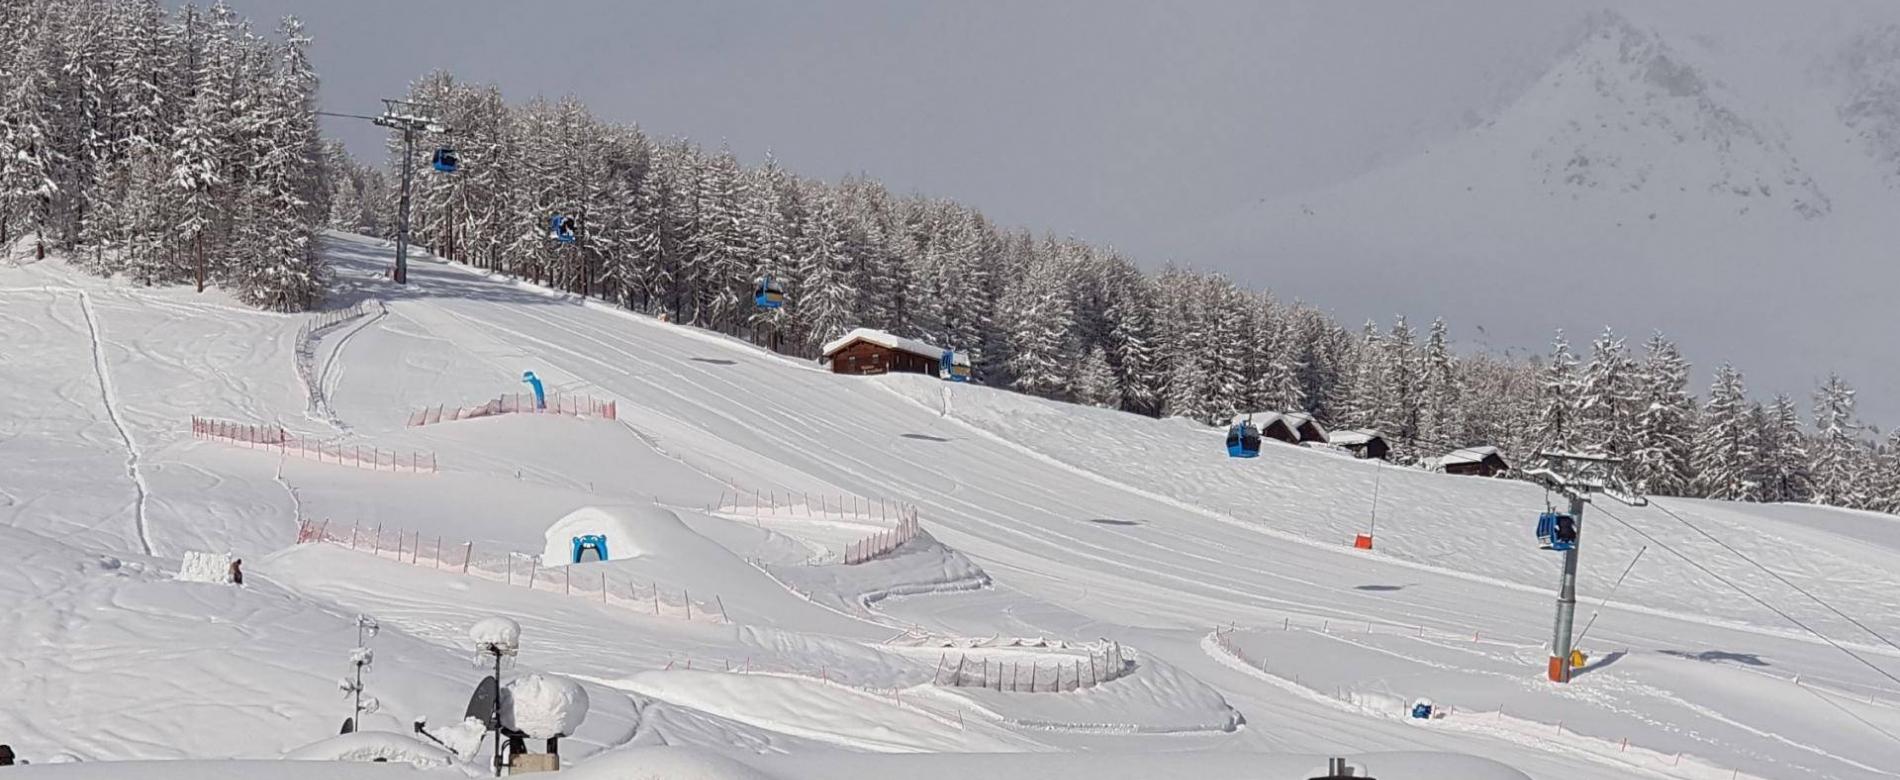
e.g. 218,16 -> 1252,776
521,371 -> 546,411
469,617 -> 521,777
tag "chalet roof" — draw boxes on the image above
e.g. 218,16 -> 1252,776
1329,429 -> 1386,447
1230,412 -> 1292,430
821,328 -> 946,361
1437,446 -> 1506,466
1231,411 -> 1328,441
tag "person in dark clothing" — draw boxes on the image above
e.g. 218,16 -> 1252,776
0,743 -> 17,766
229,559 -> 244,586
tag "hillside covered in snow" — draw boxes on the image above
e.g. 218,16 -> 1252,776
2,232 -> 1899,779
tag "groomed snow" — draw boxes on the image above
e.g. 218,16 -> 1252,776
6,233 -> 1899,780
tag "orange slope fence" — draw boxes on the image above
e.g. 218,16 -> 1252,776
406,393 -> 617,427
191,416 -> 438,474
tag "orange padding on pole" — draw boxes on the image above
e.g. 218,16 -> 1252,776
1353,534 -> 1373,550
1548,655 -> 1570,683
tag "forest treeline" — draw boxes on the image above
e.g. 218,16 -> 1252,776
6,2 -> 1892,513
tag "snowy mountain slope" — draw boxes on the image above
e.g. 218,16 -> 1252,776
6,232 -> 1900,778
1210,9 -> 1900,424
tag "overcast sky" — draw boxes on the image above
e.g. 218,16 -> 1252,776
228,0 -> 1898,428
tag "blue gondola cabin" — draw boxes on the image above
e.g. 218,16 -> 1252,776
939,350 -> 972,382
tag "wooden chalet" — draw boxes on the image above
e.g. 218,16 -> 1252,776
1433,446 -> 1510,477
1232,412 -> 1329,446
821,328 -> 944,377
1329,429 -> 1391,461
1278,412 -> 1330,444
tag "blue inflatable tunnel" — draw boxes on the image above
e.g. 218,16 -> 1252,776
571,534 -> 610,563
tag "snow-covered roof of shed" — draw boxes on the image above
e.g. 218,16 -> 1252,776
821,328 -> 946,360
1329,429 -> 1385,446
1230,411 -> 1287,427
1438,446 -> 1503,465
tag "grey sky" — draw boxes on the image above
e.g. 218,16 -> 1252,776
231,1 -> 1897,428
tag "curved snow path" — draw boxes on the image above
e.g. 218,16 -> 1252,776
77,290 -> 153,557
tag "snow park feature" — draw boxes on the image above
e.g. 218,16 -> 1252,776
11,225 -> 1900,780
521,370 -> 547,410
404,393 -> 618,426
175,551 -> 235,584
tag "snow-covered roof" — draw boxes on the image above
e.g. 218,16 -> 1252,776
821,328 -> 946,360
1329,429 -> 1385,446
1438,446 -> 1504,465
1230,411 -> 1287,427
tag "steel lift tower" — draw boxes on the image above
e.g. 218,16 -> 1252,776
1521,451 -> 1646,683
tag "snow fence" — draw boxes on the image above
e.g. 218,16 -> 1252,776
294,518 -> 726,624
710,490 -> 923,565
406,393 -> 617,427
933,641 -> 1133,693
191,416 -> 439,473
295,299 -> 383,425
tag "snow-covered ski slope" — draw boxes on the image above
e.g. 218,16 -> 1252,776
3,232 -> 1898,779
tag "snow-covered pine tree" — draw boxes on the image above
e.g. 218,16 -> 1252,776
223,16 -> 322,310
793,188 -> 856,354
1075,346 -> 1121,409
1809,373 -> 1870,508
1340,321 -> 1386,432
1577,328 -> 1639,458
1376,316 -> 1421,458
1692,364 -> 1756,501
1418,317 -> 1460,450
1098,254 -> 1162,416
0,27 -> 61,256
1629,333 -> 1696,496
1749,394 -> 1810,503
1259,308 -> 1304,413
1533,330 -> 1582,454
999,244 -> 1077,400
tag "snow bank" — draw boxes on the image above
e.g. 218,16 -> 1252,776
505,673 -> 590,738
732,749 -> 1532,780
281,731 -> 453,768
175,551 -> 233,584
766,530 -> 989,616
567,746 -> 776,780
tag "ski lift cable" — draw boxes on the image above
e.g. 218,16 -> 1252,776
1647,498 -> 1900,656
1588,503 -> 1900,690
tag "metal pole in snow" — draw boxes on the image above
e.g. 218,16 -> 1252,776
1549,492 -> 1586,683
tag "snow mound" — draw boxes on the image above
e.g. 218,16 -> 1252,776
566,746 -> 777,780
505,673 -> 590,738
281,731 -> 453,768
767,530 -> 989,616
541,505 -> 676,565
175,551 -> 233,584
469,616 -> 521,653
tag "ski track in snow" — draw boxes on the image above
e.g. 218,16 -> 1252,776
77,289 -> 154,557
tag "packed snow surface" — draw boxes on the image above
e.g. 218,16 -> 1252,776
5,232 -> 1900,780
281,732 -> 453,768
